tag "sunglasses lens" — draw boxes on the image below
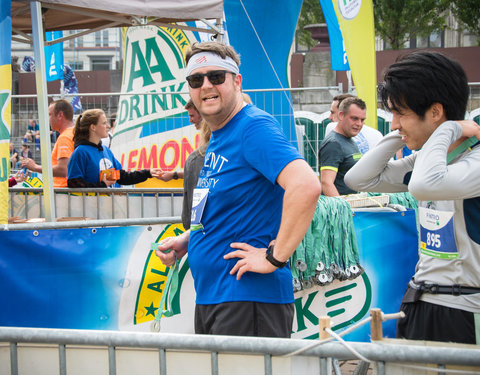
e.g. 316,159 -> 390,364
207,71 -> 227,85
186,71 -> 229,88
187,74 -> 204,89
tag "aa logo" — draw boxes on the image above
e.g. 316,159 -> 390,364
134,223 -> 189,325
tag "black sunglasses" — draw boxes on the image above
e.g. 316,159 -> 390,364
186,70 -> 233,89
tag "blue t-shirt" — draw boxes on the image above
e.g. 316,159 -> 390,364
188,104 -> 302,305
68,143 -> 122,184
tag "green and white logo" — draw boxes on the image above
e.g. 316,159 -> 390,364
338,0 -> 362,20
292,272 -> 372,339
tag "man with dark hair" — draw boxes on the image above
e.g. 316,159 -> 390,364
156,41 -> 321,337
21,99 -> 75,187
319,96 -> 366,196
325,94 -> 383,154
345,51 -> 480,344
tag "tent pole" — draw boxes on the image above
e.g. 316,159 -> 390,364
30,0 -> 56,222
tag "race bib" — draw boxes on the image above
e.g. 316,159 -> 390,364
190,188 -> 209,230
419,207 -> 458,259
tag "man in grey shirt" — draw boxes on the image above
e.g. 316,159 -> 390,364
345,51 -> 480,344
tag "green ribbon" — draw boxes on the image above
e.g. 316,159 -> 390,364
151,258 -> 180,332
446,136 -> 478,164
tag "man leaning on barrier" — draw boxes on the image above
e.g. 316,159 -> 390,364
345,51 -> 480,344
155,41 -> 321,337
21,99 -> 75,188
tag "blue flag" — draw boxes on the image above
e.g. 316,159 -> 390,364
319,0 -> 350,71
45,31 -> 64,81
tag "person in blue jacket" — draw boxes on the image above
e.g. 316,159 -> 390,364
67,109 -> 162,188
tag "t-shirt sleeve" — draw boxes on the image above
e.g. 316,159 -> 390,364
67,149 -> 85,180
56,134 -> 74,159
243,114 -> 302,184
319,138 -> 343,170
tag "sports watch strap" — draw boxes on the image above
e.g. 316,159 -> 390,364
266,244 -> 287,268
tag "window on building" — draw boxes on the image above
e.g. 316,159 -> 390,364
67,61 -> 84,70
402,29 -> 445,49
102,30 -> 109,47
95,32 -> 102,47
90,56 -> 111,70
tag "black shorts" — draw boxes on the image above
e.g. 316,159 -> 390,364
195,301 -> 294,338
397,300 -> 478,344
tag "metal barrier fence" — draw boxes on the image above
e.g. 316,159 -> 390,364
8,187 -> 183,221
10,84 -> 480,141
1,326 -> 480,375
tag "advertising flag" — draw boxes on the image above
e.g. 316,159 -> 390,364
0,0 -> 12,224
319,0 -> 350,71
45,30 -> 64,82
333,0 -> 378,128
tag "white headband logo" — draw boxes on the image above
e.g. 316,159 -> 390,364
186,51 -> 239,77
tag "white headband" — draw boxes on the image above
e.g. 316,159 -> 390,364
186,51 -> 239,76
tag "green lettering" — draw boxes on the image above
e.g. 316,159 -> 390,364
151,267 -> 170,277
170,82 -> 187,109
294,292 -> 319,332
145,37 -> 175,82
151,89 -> 169,113
1,158 -> 7,181
129,95 -> 141,121
117,99 -> 129,125
127,40 -> 155,91
147,280 -> 165,293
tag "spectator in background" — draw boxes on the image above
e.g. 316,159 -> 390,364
67,109 -> 162,188
21,99 -> 75,188
15,143 -> 32,170
101,113 -> 116,148
182,120 -> 211,229
9,143 -> 18,169
325,94 -> 383,154
319,97 -> 366,196
23,119 -> 40,151
158,100 -> 203,182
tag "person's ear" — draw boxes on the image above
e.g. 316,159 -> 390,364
430,102 -> 445,123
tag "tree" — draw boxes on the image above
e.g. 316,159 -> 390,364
373,0 -> 450,50
296,0 -> 325,49
450,0 -> 480,46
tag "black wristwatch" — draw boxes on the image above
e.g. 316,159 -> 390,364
173,171 -> 178,180
266,244 -> 288,268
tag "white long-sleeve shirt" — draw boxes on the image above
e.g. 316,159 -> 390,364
345,121 -> 480,312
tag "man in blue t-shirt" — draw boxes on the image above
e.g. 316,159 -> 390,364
156,42 -> 321,338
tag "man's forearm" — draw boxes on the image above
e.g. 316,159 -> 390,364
274,181 -> 320,263
321,182 -> 340,197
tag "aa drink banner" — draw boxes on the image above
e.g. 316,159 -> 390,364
0,210 -> 418,340
333,0 -> 378,129
0,0 -> 11,225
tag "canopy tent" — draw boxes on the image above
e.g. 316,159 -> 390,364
9,0 -> 224,221
11,0 -> 224,44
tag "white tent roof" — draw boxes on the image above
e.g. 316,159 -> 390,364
12,0 -> 224,34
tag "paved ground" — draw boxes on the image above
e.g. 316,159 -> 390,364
336,359 -> 373,374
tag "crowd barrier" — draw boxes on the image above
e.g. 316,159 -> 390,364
1,322 -> 480,375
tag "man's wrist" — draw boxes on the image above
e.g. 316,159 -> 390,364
173,171 -> 178,180
265,244 -> 288,268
